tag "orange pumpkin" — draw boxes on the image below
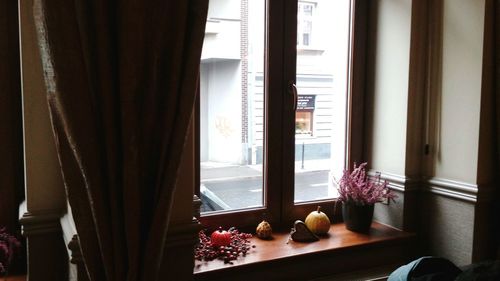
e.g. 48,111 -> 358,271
304,206 -> 331,235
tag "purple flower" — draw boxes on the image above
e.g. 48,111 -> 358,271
335,162 -> 397,205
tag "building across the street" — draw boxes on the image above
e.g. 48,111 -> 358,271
200,0 -> 349,171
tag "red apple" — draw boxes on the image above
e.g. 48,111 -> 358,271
210,229 -> 232,247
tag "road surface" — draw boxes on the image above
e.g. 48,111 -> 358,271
201,170 -> 334,212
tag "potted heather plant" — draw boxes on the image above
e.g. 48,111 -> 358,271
0,228 -> 20,279
336,162 -> 396,232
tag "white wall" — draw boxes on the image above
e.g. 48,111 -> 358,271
203,60 -> 243,164
200,64 -> 209,162
208,0 -> 240,20
201,20 -> 241,61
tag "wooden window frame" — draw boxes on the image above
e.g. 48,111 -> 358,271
196,0 -> 368,231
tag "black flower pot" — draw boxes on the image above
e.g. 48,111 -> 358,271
342,202 -> 374,233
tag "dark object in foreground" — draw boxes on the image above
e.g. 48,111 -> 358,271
389,257 -> 500,281
456,260 -> 500,281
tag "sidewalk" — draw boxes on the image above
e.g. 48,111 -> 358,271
201,159 -> 332,182
201,163 -> 262,182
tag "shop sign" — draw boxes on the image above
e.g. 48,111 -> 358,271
297,95 -> 315,110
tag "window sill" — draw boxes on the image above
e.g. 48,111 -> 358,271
194,222 -> 416,281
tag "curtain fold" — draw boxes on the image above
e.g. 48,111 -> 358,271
33,0 -> 208,280
483,0 -> 500,260
486,0 -> 500,260
495,0 -> 500,260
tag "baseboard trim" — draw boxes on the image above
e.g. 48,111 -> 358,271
426,178 -> 478,203
367,172 -> 482,203
368,170 -> 419,193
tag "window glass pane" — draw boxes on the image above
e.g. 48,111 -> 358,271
200,0 -> 265,213
294,0 -> 350,203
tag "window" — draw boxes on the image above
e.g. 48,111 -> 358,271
197,0 -> 365,228
297,2 -> 315,47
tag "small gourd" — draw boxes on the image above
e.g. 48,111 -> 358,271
304,206 -> 331,235
256,220 -> 272,239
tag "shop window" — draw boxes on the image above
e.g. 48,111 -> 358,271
295,95 -> 315,136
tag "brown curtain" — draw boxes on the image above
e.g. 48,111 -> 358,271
33,0 -> 208,280
495,0 -> 500,260
487,0 -> 500,260
482,0 -> 500,260
485,0 -> 500,260
0,0 -> 25,274
0,0 -> 24,234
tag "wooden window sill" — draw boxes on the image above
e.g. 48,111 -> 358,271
194,222 -> 416,281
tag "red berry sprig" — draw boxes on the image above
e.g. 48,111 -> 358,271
195,227 -> 255,264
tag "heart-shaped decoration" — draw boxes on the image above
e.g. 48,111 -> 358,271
290,220 -> 319,242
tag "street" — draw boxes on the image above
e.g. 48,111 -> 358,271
201,170 -> 334,212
